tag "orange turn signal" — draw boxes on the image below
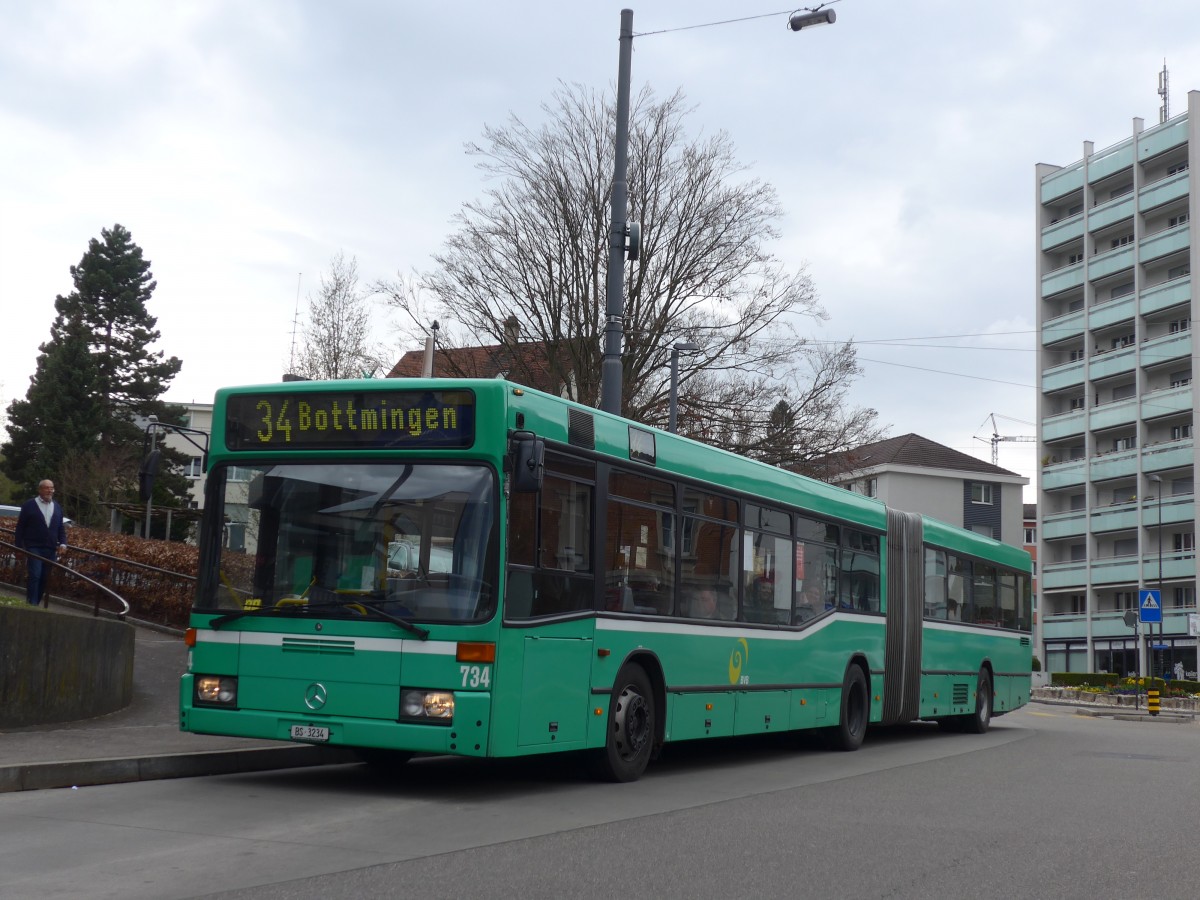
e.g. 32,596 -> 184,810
456,641 -> 496,663
184,627 -> 197,648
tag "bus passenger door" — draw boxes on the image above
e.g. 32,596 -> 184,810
517,635 -> 593,748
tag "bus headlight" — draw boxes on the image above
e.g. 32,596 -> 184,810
195,675 -> 238,707
400,689 -> 455,723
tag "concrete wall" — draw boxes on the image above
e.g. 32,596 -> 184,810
0,606 -> 134,727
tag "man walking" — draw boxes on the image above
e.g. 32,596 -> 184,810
14,479 -> 68,607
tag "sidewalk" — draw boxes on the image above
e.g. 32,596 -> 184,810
0,602 -> 355,793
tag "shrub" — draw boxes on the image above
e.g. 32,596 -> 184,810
1051,672 -> 1120,688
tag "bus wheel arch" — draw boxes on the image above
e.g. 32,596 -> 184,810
591,654 -> 663,782
827,657 -> 870,752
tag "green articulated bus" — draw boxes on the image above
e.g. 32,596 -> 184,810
180,378 -> 1033,782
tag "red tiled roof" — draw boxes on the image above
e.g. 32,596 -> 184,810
387,340 -> 568,395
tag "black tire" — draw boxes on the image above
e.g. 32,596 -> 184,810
827,665 -> 869,752
592,663 -> 656,782
962,669 -> 993,734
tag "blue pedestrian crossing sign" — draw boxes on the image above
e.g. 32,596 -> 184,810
1139,589 -> 1163,624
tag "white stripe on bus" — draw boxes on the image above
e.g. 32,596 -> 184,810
194,631 -> 456,654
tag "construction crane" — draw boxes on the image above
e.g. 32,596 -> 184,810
975,413 -> 1036,466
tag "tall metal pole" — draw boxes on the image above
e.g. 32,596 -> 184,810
668,347 -> 680,434
600,8 -> 634,416
144,422 -> 157,540
1158,486 -> 1164,680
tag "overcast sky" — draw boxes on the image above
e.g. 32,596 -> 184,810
4,1 -> 1200,500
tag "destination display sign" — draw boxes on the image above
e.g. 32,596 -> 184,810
224,389 -> 476,451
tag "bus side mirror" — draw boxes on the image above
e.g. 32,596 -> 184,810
138,449 -> 162,502
511,433 -> 544,493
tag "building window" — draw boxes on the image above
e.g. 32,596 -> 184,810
1168,264 -> 1191,280
1173,587 -> 1195,608
1110,333 -> 1135,349
970,483 -> 994,505
1170,370 -> 1192,388
1173,533 -> 1195,557
1068,348 -> 1086,362
1114,591 -> 1137,610
1068,203 -> 1083,216
1171,424 -> 1193,441
1068,594 -> 1086,613
1111,436 -> 1136,452
1167,162 -> 1189,176
185,456 -> 204,478
1069,396 -> 1086,410
857,477 -> 877,498
1109,183 -> 1133,199
1110,234 -> 1134,249
1169,318 -> 1191,334
1024,527 -> 1036,544
1067,253 -> 1084,265
1168,212 -> 1189,227
1111,383 -> 1136,401
1110,281 -> 1135,299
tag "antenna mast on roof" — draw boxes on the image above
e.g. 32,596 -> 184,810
288,272 -> 302,371
1159,60 -> 1170,123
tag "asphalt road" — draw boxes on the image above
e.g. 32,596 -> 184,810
1,705 -> 1198,900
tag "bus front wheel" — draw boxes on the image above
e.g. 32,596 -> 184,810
592,663 -> 656,782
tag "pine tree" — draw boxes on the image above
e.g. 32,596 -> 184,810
1,224 -> 187,525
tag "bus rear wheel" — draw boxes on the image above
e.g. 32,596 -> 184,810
592,663 -> 656,782
827,664 -> 868,752
963,669 -> 993,734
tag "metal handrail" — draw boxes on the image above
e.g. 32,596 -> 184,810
0,537 -> 131,620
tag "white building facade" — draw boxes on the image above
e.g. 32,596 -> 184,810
1036,92 -> 1200,679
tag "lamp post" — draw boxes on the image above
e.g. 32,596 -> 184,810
599,8 -> 836,417
144,415 -> 158,539
1150,473 -> 1164,682
669,342 -> 700,433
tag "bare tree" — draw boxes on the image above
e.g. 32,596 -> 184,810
296,253 -> 385,380
381,82 -> 882,459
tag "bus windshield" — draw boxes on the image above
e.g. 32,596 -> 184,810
197,461 -> 496,622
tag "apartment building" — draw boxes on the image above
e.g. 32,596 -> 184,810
1037,92 -> 1200,679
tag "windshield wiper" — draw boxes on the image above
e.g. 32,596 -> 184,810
208,595 -> 429,639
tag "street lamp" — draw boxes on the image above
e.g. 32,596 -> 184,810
788,9 -> 836,31
669,342 -> 700,434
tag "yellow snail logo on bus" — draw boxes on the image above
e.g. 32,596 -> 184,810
728,638 -> 750,685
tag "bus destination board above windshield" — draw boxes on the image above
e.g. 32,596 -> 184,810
225,390 -> 476,450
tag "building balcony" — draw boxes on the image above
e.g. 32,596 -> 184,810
1139,168 -> 1190,212
1089,447 -> 1138,481
1042,262 -> 1085,297
1041,561 -> 1089,589
1090,397 -> 1137,432
1087,140 -> 1134,183
1090,501 -> 1138,533
1143,493 -> 1195,527
1088,345 -> 1135,380
1142,331 -> 1191,370
1141,384 -> 1191,421
1088,194 -> 1134,232
1042,309 -> 1085,346
1088,295 -> 1135,330
1042,509 -> 1086,539
1042,409 -> 1086,442
1042,360 -> 1085,392
1088,245 -> 1135,281
1138,116 -> 1188,163
1042,458 -> 1087,490
1041,214 -> 1085,252
1140,275 -> 1191,316
1143,438 -> 1195,473
1041,614 -> 1088,640
1142,550 -> 1197,583
1041,162 -> 1084,204
1140,223 -> 1190,263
